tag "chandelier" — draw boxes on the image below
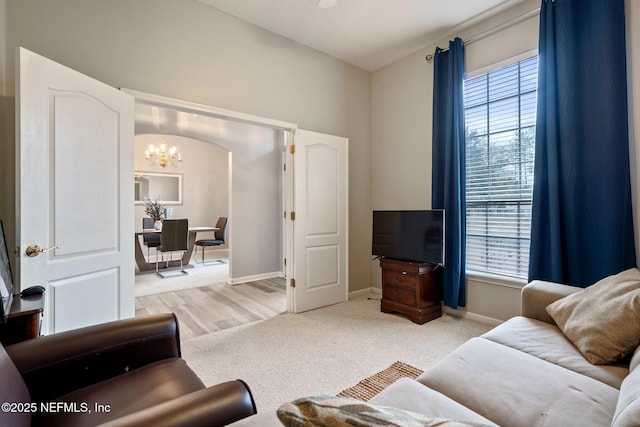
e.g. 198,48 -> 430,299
145,137 -> 181,167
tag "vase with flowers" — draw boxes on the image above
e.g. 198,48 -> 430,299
143,198 -> 166,230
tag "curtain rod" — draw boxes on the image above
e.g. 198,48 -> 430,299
425,7 -> 540,63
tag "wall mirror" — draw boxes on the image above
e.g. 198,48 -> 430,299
134,172 -> 183,205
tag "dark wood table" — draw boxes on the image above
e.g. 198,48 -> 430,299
0,294 -> 44,345
380,258 -> 442,324
134,226 -> 218,273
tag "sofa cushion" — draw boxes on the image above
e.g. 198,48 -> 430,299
545,268 -> 640,365
612,363 -> 640,427
370,378 -> 498,426
32,358 -> 205,427
629,345 -> 640,372
482,316 -> 628,388
277,395 -> 493,427
417,338 -> 618,427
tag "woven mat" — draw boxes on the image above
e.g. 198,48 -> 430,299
337,361 -> 424,401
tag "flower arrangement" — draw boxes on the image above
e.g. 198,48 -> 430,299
143,198 -> 166,221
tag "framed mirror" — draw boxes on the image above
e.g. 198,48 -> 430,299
134,172 -> 183,205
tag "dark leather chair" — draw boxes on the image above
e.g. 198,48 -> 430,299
156,219 -> 189,275
195,217 -> 228,265
0,313 -> 256,427
142,217 -> 161,259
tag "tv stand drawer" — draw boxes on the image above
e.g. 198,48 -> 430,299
382,284 -> 416,306
384,270 -> 418,289
379,258 -> 442,324
379,258 -> 428,274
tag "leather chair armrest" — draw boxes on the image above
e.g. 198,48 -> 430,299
6,313 -> 181,402
97,380 -> 258,427
521,280 -> 582,324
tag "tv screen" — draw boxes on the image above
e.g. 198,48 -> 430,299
372,210 -> 444,265
0,220 -> 14,322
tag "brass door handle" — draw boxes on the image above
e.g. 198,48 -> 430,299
25,244 -> 59,257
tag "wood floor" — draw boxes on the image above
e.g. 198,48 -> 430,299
135,277 -> 286,341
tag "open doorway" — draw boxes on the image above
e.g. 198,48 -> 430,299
126,88 -> 350,324
128,90 -> 293,284
134,133 -> 231,298
127,89 -> 295,338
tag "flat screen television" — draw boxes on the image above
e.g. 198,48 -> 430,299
0,220 -> 14,322
372,210 -> 445,266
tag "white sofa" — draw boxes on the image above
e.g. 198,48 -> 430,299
232,279 -> 640,426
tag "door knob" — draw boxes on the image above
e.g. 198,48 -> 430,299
25,244 -> 59,257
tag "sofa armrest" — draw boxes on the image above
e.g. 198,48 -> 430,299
6,313 -> 181,401
521,280 -> 582,324
97,380 -> 257,427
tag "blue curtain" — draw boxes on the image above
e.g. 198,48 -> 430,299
432,38 -> 466,308
529,0 -> 636,287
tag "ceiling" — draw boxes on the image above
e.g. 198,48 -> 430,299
198,0 -> 527,71
134,102 -> 275,148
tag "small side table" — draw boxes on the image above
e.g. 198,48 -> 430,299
380,258 -> 442,324
0,294 -> 44,346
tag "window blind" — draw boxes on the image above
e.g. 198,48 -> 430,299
464,55 -> 538,279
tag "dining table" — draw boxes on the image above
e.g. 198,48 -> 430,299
134,226 -> 218,273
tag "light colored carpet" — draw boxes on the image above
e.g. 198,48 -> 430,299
182,294 -> 492,412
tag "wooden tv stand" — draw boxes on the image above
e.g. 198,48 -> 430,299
0,294 -> 44,345
380,258 -> 442,324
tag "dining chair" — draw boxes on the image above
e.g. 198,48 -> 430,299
142,217 -> 161,260
195,217 -> 228,265
156,219 -> 189,277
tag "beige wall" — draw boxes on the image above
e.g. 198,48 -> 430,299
1,0 -> 372,292
0,0 -> 5,96
0,96 -> 13,274
0,1 -> 12,272
372,0 -> 640,322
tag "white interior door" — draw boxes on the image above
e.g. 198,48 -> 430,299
290,129 -> 348,312
17,48 -> 134,335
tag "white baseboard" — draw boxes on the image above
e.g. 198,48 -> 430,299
228,271 -> 284,285
348,287 -> 502,326
349,286 -> 381,299
442,305 -> 503,326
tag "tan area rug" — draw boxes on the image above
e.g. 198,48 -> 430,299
337,361 -> 424,401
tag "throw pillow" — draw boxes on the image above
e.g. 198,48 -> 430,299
545,268 -> 640,365
277,395 -> 492,427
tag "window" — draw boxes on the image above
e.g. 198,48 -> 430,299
464,55 -> 538,279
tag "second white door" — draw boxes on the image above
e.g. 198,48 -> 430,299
291,129 -> 348,312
